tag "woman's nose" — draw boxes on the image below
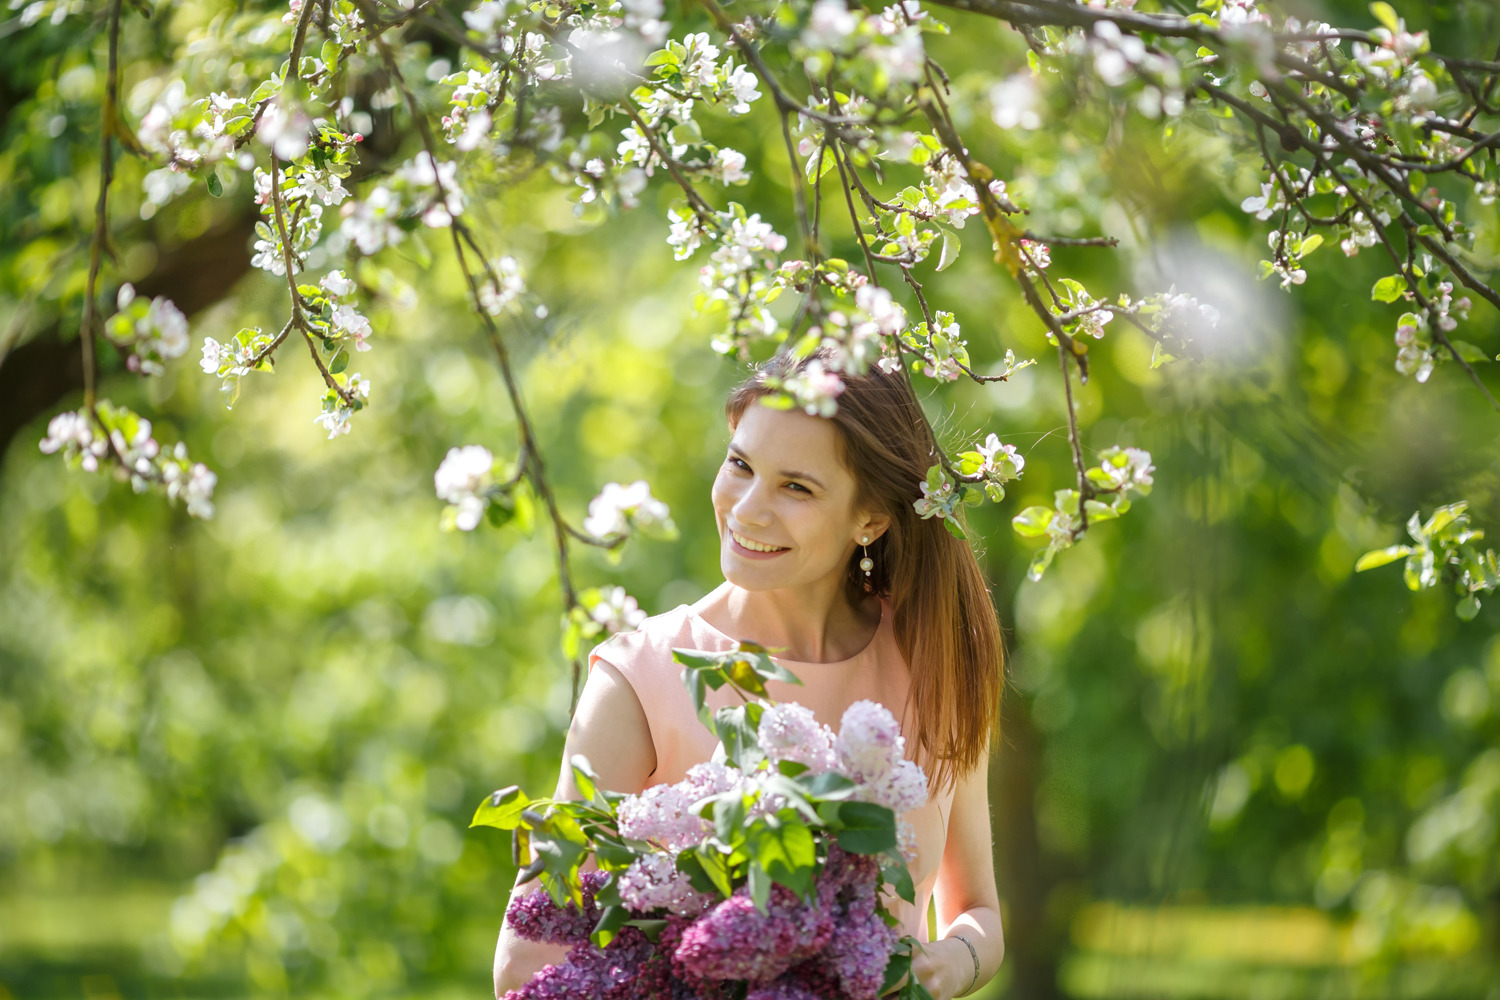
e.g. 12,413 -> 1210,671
731,477 -> 774,527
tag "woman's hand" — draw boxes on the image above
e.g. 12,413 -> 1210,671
910,936 -> 975,1000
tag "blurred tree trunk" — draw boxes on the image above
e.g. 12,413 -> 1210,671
0,209 -> 257,462
993,690 -> 1064,1000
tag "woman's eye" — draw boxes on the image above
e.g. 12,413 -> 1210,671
786,482 -> 810,494
727,456 -> 750,472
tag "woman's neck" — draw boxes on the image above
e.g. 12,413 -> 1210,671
697,580 -> 880,663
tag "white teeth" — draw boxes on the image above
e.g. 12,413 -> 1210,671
732,531 -> 787,553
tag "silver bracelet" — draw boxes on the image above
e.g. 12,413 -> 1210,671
952,934 -> 980,996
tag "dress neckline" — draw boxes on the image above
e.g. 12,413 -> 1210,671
682,588 -> 887,668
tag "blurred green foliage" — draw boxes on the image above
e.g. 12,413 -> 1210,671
3,1 -> 1500,999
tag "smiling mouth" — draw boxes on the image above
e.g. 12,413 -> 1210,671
730,530 -> 790,553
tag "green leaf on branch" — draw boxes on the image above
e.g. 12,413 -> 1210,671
1355,545 -> 1413,572
936,226 -> 960,271
471,786 -> 531,830
1012,506 -> 1054,538
1370,2 -> 1400,34
1372,275 -> 1405,303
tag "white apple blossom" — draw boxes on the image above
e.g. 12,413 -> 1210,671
587,585 -> 647,634
781,360 -> 846,417
712,148 -> 749,185
990,73 -> 1042,130
583,480 -> 675,539
340,187 -> 404,255
434,444 -> 495,531
723,62 -> 761,116
479,256 -> 526,315
802,0 -> 858,49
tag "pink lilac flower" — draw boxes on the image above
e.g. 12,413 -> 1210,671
679,761 -> 738,801
757,703 -> 838,773
746,980 -> 823,1000
503,925 -> 656,1000
504,870 -> 611,946
673,883 -> 833,983
824,901 -> 898,1000
617,853 -> 715,916
836,700 -> 904,781
617,783 -> 712,851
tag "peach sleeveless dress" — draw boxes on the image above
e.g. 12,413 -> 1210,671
587,583 -> 955,941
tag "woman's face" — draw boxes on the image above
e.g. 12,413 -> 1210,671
711,402 -> 883,594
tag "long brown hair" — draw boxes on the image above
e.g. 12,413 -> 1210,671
725,345 -> 1003,792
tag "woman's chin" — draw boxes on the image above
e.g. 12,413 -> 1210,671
721,555 -> 783,591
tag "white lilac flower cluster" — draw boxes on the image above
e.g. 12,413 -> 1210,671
583,480 -> 677,541
610,699 -> 928,914
434,444 -> 498,531
106,284 -> 189,376
39,404 -> 217,518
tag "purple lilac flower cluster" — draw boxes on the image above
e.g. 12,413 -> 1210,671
502,845 -> 898,1000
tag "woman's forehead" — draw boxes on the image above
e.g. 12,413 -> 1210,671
731,404 -> 842,467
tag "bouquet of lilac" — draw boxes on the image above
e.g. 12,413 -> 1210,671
472,642 -> 936,1000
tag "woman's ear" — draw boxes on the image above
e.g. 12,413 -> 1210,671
856,511 -> 892,544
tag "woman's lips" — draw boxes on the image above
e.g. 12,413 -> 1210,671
728,534 -> 790,560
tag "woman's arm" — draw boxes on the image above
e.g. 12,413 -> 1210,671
492,658 -> 657,998
910,752 -> 1005,999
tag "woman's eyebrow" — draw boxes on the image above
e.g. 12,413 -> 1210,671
727,442 -> 826,490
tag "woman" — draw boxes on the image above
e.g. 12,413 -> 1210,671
494,347 -> 1006,999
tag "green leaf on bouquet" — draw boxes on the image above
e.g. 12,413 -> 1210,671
881,950 -> 913,995
592,834 -> 637,870
795,770 -> 857,800
747,861 -> 773,915
625,919 -> 669,942
881,852 -> 916,904
569,755 -> 598,801
747,818 -> 816,898
471,785 -> 531,830
710,789 -> 749,845
589,904 -> 630,948
830,801 -> 899,855
714,703 -> 767,771
511,826 -> 530,868
692,842 -> 735,898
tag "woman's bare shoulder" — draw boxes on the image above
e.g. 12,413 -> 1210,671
587,600 -> 705,674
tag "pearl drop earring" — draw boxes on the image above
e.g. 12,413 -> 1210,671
859,535 -> 873,576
